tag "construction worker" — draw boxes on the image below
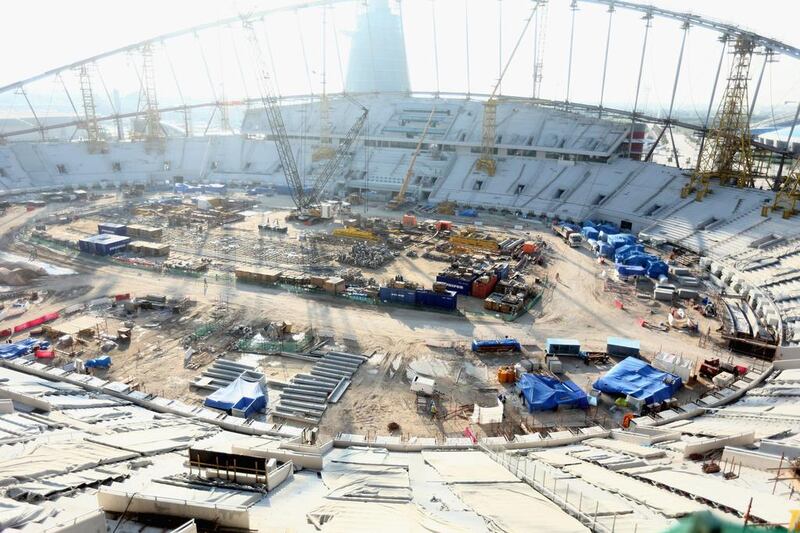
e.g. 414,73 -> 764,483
555,272 -> 560,283
429,402 -> 438,420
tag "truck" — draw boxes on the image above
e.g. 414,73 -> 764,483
551,223 -> 583,247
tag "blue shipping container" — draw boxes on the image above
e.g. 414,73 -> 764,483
379,287 -> 417,305
79,234 -> 130,256
415,289 -> 457,311
472,338 -> 522,352
494,263 -> 510,280
435,274 -> 475,296
98,223 -> 127,236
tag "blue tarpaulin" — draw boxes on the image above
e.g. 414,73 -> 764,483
606,233 -> 637,250
85,355 -> 111,369
597,242 -> 614,258
458,209 -> 478,217
581,226 -> 599,240
0,338 -> 46,360
614,244 -> 644,263
517,374 -> 589,412
204,377 -> 266,418
593,357 -> 682,404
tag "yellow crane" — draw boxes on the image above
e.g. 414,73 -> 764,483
476,5 -> 539,177
387,107 -> 437,210
770,157 -> 800,218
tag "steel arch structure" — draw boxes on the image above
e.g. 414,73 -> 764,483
0,0 -> 797,161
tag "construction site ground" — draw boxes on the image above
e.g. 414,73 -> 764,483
0,197 -> 756,441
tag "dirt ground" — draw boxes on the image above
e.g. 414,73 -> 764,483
0,196 -> 756,441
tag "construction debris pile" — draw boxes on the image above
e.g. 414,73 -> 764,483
337,242 -> 396,268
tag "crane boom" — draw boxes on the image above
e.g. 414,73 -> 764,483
390,107 -> 436,208
242,18 -> 306,209
309,98 -> 368,205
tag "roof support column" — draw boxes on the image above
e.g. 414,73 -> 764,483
598,3 -> 615,117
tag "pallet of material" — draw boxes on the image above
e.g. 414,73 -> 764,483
653,288 -> 674,301
234,267 -> 282,284
129,241 -> 170,257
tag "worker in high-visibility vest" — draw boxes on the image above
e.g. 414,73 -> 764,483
430,402 -> 438,420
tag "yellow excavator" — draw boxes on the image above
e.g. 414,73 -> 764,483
387,107 -> 437,210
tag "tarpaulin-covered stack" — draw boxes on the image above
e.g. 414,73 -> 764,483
593,357 -> 682,404
517,374 -> 589,412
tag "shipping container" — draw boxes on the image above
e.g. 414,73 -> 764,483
494,263 -> 510,280
472,338 -> 522,352
545,338 -> 581,356
379,286 -> 417,305
415,289 -> 457,311
98,222 -> 127,236
471,275 -> 498,299
79,234 -> 130,256
606,336 -> 640,358
435,274 -> 476,296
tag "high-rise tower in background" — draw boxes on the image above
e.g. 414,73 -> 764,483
345,0 -> 410,94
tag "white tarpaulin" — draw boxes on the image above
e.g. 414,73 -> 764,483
470,399 -> 504,424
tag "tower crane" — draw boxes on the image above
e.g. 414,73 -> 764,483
387,107 -> 436,210
476,5 -> 539,177
243,17 -> 368,221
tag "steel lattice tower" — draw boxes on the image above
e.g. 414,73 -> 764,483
78,64 -> 104,153
141,43 -> 165,151
683,36 -> 755,201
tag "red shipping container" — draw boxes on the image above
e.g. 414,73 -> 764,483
471,275 -> 498,298
34,349 -> 54,359
114,293 -> 131,301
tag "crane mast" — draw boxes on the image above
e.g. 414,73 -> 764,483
242,18 -> 307,209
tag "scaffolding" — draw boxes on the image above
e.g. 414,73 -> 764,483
78,64 -> 104,153
682,36 -> 755,200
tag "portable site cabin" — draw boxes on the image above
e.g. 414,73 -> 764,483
606,336 -> 641,358
545,338 -> 581,356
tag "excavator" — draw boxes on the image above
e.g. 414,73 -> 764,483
243,17 -> 368,224
387,107 -> 436,211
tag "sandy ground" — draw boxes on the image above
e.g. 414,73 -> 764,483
0,197 -> 755,440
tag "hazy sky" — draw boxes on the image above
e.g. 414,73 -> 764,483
0,0 -> 797,122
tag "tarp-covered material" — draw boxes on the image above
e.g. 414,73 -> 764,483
13,312 -> 59,333
582,220 -> 599,229
597,223 -> 619,235
597,242 -> 614,258
614,244 -> 644,262
606,233 -> 637,250
85,355 -> 111,368
0,338 -> 48,360
517,374 -> 589,412
471,338 -> 521,352
593,357 -> 682,404
581,226 -> 599,240
204,377 -> 266,418
560,222 -> 581,233
616,265 -> 646,277
646,260 -> 669,279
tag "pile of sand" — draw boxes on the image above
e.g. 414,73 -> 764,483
0,260 -> 47,286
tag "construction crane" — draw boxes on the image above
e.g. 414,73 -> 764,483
387,107 -> 436,210
476,5 -> 539,177
681,36 -> 755,201
243,17 -> 368,220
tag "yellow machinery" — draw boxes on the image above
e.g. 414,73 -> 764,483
332,227 -> 378,241
682,37 -> 755,201
770,157 -> 800,218
476,6 -> 539,177
388,107 -> 437,210
436,201 -> 456,215
449,231 -> 499,251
